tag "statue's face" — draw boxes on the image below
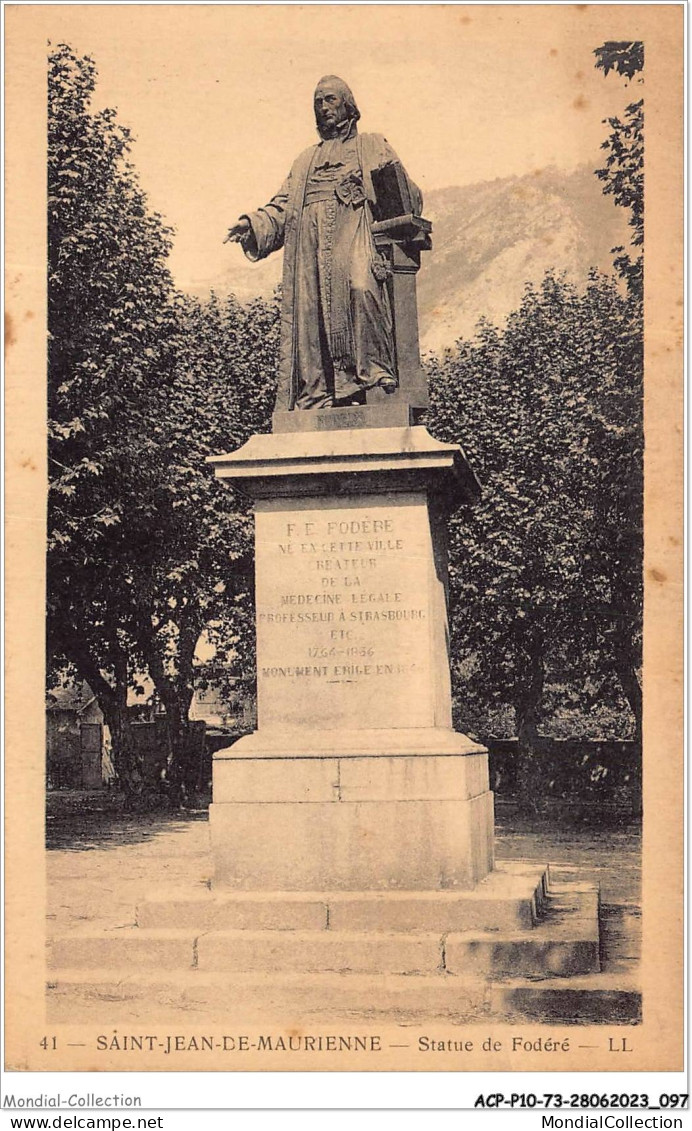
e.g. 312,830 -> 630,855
314,85 -> 349,135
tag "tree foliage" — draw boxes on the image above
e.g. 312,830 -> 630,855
426,271 -> 642,763
125,290 -> 278,794
594,41 -> 644,299
47,43 -> 279,798
48,42 -> 179,792
594,41 -> 644,81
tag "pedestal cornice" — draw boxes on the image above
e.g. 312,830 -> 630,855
207,425 -> 480,509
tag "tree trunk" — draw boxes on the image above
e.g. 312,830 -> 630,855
98,693 -> 142,801
58,626 -> 144,800
162,692 -> 195,801
612,644 -> 643,748
608,575 -> 643,747
514,623 -> 546,814
145,623 -> 198,805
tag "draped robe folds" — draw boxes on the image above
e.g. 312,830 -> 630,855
240,131 -> 422,410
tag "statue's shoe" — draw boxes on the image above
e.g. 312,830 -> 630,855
378,375 -> 397,394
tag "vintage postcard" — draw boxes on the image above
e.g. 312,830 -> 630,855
4,3 -> 683,1078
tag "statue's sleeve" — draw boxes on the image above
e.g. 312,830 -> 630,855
240,174 -> 291,262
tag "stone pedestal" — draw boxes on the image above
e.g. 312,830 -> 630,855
208,425 -> 493,891
48,425 -> 616,1027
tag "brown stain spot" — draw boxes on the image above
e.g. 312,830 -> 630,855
669,536 -> 680,546
21,457 -> 37,471
287,1027 -> 303,1038
575,4 -> 588,10
649,567 -> 667,584
575,70 -> 584,80
459,14 -> 472,23
542,234 -> 554,246
24,310 -> 35,321
549,48 -> 558,57
5,310 -> 16,351
573,95 -> 589,111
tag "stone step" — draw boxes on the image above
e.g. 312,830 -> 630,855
48,887 -> 598,979
46,969 -> 489,1025
197,929 -> 443,974
490,975 -> 642,1025
194,889 -> 598,977
46,967 -> 639,1027
135,861 -> 550,933
446,889 -> 600,979
48,928 -> 197,971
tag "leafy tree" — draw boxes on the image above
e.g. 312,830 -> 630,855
593,39 -> 644,735
47,43 -> 178,793
47,44 -> 280,800
126,290 -> 278,795
594,41 -> 644,299
426,270 -> 642,796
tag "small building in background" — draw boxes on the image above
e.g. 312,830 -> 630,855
190,669 -> 257,734
46,681 -> 107,789
46,669 -> 257,796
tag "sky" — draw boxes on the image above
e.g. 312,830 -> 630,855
29,4 -> 639,290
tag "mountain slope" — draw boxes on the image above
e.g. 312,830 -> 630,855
417,165 -> 630,352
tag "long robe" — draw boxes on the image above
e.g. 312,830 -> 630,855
241,130 -> 421,410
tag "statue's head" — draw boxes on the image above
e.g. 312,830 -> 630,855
314,75 -> 360,139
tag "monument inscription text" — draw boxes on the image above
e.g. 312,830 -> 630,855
254,494 -> 440,730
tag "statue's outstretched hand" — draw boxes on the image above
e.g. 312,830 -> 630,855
224,218 -> 251,244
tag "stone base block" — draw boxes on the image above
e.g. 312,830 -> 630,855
136,862 -> 547,933
48,930 -> 194,971
446,926 -> 600,978
213,749 -> 489,804
198,899 -> 597,976
490,978 -> 642,1025
210,790 -> 494,890
136,891 -> 331,932
272,403 -> 413,433
198,930 -> 441,975
217,727 -> 486,760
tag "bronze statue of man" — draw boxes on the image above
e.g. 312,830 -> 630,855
226,76 -> 422,411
